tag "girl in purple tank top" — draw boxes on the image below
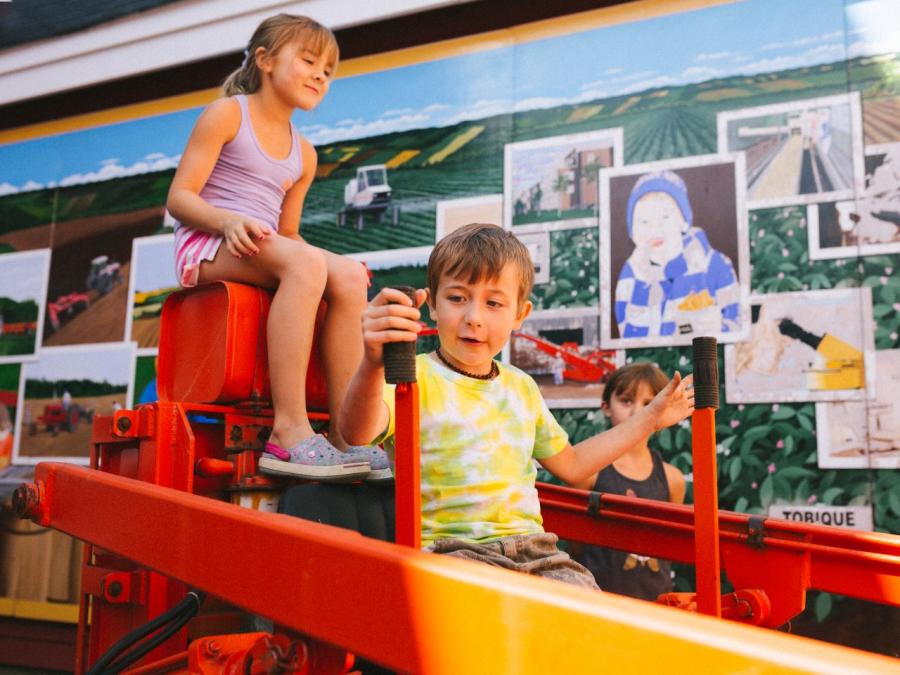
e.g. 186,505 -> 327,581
167,14 -> 388,481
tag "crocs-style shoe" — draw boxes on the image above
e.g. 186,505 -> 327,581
347,445 -> 393,482
258,434 -> 370,480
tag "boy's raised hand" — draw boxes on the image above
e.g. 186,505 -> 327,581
362,287 -> 428,366
647,372 -> 695,431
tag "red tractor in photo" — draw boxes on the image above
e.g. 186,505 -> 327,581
30,401 -> 93,436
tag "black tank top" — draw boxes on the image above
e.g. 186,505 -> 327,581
574,451 -> 673,600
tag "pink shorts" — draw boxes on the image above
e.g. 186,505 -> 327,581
173,225 -> 223,288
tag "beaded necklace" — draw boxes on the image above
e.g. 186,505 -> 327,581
434,347 -> 499,380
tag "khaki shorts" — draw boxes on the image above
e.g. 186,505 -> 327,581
430,532 -> 600,590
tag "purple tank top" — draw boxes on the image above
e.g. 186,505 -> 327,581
198,94 -> 303,230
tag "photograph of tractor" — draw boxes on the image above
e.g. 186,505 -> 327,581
86,254 -> 123,296
29,401 -> 93,436
337,164 -> 400,230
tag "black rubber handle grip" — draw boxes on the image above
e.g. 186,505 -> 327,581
383,285 -> 418,384
692,336 -> 719,410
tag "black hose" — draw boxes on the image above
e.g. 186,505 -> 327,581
85,590 -> 205,675
104,592 -> 204,674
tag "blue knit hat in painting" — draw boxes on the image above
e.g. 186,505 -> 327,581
626,170 -> 693,237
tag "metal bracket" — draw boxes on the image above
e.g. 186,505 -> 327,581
587,491 -> 602,519
746,516 -> 766,549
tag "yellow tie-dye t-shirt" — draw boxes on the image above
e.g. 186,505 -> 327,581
380,353 -> 568,548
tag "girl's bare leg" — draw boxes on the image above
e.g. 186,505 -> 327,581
198,234 -> 327,448
319,250 -> 369,450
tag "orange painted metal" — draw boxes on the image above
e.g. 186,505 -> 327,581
18,462 -> 900,674
158,282 -> 329,411
692,407 -> 722,617
394,382 -> 421,548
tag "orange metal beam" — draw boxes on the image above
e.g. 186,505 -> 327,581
19,462 -> 900,674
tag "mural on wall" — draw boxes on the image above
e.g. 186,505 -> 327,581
126,234 -> 179,351
0,249 -> 50,364
807,142 -> 900,259
815,348 -> 900,469
503,129 -> 623,231
725,287 -> 875,403
13,342 -> 134,464
600,154 -> 750,348
716,93 -> 864,209
435,194 -> 502,241
0,364 -> 20,469
510,312 -> 620,409
0,0 -> 897,563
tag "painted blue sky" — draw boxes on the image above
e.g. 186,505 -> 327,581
1,0 -> 897,193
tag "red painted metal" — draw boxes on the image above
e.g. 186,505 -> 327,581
538,482 -> 900,626
692,407 -> 722,617
394,382 -> 421,547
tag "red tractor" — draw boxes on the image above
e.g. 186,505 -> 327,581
47,292 -> 90,332
30,402 -> 93,436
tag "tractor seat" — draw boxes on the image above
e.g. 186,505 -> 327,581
157,281 -> 329,409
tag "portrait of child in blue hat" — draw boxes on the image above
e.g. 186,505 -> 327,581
614,170 -> 740,338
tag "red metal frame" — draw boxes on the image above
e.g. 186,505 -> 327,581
10,283 -> 900,672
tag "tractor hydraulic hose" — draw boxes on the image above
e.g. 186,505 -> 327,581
85,589 -> 205,675
104,592 -> 204,674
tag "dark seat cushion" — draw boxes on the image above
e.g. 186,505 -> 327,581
278,482 -> 395,542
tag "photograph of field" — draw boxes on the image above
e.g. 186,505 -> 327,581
133,354 -> 158,407
717,93 -> 864,208
725,288 -> 875,403
815,349 -> 900,469
126,234 -> 179,351
600,154 -> 750,349
510,312 -> 617,408
0,249 -> 50,363
0,364 -> 19,469
14,342 -> 134,463
504,129 -> 623,232
435,194 -> 502,241
808,142 -> 900,258
43,196 -> 166,347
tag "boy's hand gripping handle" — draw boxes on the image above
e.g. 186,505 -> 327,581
384,286 -> 418,384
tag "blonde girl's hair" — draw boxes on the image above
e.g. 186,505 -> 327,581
223,14 -> 339,96
427,223 -> 535,310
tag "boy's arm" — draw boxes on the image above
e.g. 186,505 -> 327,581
540,373 -> 694,485
664,462 -> 686,504
338,287 -> 427,445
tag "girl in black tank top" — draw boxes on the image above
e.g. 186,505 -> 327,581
569,363 -> 686,599
574,451 -> 674,599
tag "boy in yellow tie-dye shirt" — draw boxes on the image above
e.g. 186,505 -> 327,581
339,223 -> 694,589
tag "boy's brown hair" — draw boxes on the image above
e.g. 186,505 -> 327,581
427,223 -> 535,309
223,14 -> 339,96
602,362 -> 668,407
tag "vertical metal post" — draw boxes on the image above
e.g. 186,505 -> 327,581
692,337 -> 721,617
394,382 -> 421,548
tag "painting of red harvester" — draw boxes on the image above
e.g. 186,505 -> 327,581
510,312 -> 618,408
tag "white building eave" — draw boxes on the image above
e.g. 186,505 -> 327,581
0,0 -> 471,107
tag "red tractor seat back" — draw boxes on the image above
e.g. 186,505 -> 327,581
157,281 -> 329,409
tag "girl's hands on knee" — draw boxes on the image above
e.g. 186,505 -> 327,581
222,213 -> 271,258
362,287 -> 427,366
